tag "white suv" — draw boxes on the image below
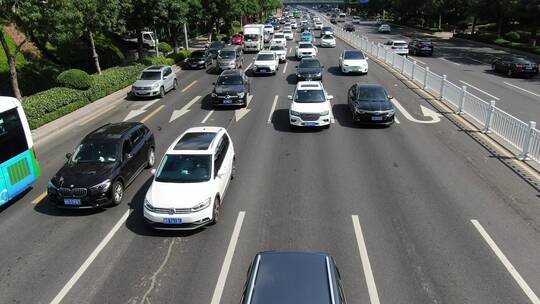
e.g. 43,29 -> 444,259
131,65 -> 177,98
295,42 -> 317,59
253,51 -> 279,75
384,39 -> 409,55
144,127 -> 235,230
288,81 -> 333,129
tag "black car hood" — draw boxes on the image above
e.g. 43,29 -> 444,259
356,100 -> 393,111
297,67 -> 322,75
214,84 -> 246,95
187,57 -> 205,63
53,162 -> 116,188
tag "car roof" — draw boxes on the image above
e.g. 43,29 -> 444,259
257,51 -> 275,55
85,122 -> 141,141
168,127 -> 225,154
222,45 -> 240,51
297,81 -> 323,90
248,251 -> 334,304
219,69 -> 243,76
144,65 -> 167,71
357,83 -> 386,90
392,40 -> 407,44
0,96 -> 20,113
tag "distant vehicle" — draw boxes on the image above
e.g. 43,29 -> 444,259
378,24 -> 391,33
263,32 -> 272,43
283,30 -> 294,40
241,251 -> 347,304
337,12 -> 346,22
291,20 -> 298,29
321,26 -> 333,36
243,24 -> 265,51
211,70 -> 250,107
271,33 -> 287,46
48,123 -> 155,208
263,24 -> 274,35
300,31 -> 313,42
184,50 -> 213,70
253,51 -> 279,75
314,21 -> 323,30
347,83 -> 395,126
492,56 -> 539,78
269,44 -> 287,63
408,38 -> 434,56
319,34 -> 336,48
123,31 -> 157,48
144,127 -> 235,229
339,50 -> 369,74
330,16 -> 337,24
296,57 -> 323,81
288,81 -> 333,129
352,16 -> 361,24
217,45 -> 243,71
385,40 -> 408,55
344,23 -> 355,32
296,41 -> 317,59
131,65 -> 177,98
207,41 -> 226,58
0,97 -> 40,206
232,34 -> 244,45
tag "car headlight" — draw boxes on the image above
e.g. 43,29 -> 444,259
386,109 -> 395,115
191,197 -> 211,212
47,180 -> 57,192
320,110 -> 329,116
237,92 -> 245,98
152,83 -> 160,89
211,92 -> 217,97
343,64 -> 349,67
144,198 -> 154,211
89,179 -> 111,192
290,110 -> 301,116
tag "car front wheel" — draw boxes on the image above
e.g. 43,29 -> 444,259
211,197 -> 220,225
159,86 -> 165,98
173,79 -> 178,90
146,148 -> 155,168
111,180 -> 124,206
507,69 -> 513,77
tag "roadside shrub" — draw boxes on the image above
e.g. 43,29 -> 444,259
158,42 -> 173,53
167,49 -> 192,64
86,64 -> 145,100
57,69 -> 92,90
504,31 -> 520,42
142,56 -> 175,66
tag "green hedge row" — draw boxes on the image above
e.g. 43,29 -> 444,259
22,64 -> 145,129
57,69 -> 92,90
166,50 -> 192,64
455,33 -> 540,56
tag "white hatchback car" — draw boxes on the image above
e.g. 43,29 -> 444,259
385,39 -> 409,55
144,127 -> 235,230
271,33 -> 287,46
269,44 -> 287,63
339,49 -> 369,74
283,30 -> 294,40
319,34 -> 336,48
288,81 -> 333,129
253,51 -> 279,75
296,42 -> 317,59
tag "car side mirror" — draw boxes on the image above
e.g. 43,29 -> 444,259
150,169 -> 156,175
327,95 -> 334,100
212,82 -> 216,85
366,57 -> 369,60
288,95 -> 293,100
65,153 -> 72,159
388,95 -> 393,99
125,153 -> 132,160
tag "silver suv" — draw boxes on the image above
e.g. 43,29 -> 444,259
131,65 -> 177,98
217,45 -> 243,72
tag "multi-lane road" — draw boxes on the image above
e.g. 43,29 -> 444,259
346,18 -> 540,124
1,24 -> 540,304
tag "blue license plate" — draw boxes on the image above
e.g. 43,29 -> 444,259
192,64 -> 198,67
223,99 -> 233,104
304,122 -> 318,126
371,116 -> 383,121
64,199 -> 81,205
164,218 -> 182,224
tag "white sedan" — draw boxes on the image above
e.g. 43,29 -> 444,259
319,34 -> 336,48
283,30 -> 294,40
339,49 -> 369,74
271,33 -> 287,46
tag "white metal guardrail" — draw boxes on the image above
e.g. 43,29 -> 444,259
315,12 -> 540,164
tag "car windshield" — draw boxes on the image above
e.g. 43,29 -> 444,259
299,59 -> 320,68
256,53 -> 275,61
274,34 -> 284,39
302,32 -> 312,36
190,51 -> 205,59
344,51 -> 365,60
155,154 -> 212,183
299,44 -> 313,49
295,89 -> 325,103
139,71 -> 161,80
244,34 -> 258,40
359,87 -> 388,101
209,41 -> 224,49
322,35 -> 333,40
219,51 -> 236,59
71,142 -> 117,163
394,42 -> 407,47
322,27 -> 332,31
217,75 -> 243,85
270,45 -> 285,51
284,30 -> 292,34
514,57 -> 532,63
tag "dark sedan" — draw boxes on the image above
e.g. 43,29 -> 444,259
296,57 -> 323,81
408,38 -> 434,56
184,50 -> 212,69
344,23 -> 355,32
207,41 -> 226,59
348,83 -> 395,126
47,123 -> 155,208
492,56 -> 538,78
211,69 -> 250,107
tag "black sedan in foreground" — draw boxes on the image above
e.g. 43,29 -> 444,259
211,69 -> 250,107
348,83 -> 395,126
48,123 -> 155,208
492,56 -> 538,78
184,50 -> 213,69
296,57 -> 323,81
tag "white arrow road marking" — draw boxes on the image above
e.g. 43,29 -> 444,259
169,96 -> 202,123
391,98 -> 442,124
123,99 -> 160,121
235,94 -> 253,122
282,61 -> 288,74
201,110 -> 214,124
244,62 -> 253,72
267,95 -> 279,123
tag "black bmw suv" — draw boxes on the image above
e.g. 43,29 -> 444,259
48,122 -> 155,209
348,83 -> 395,126
185,50 -> 213,69
211,69 -> 250,107
296,57 -> 323,81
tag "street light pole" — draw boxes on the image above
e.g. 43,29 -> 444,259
184,22 -> 189,50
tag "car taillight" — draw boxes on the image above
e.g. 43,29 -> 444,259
516,64 -> 527,68
418,43 -> 424,48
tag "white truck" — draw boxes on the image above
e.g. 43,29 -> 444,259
243,24 -> 265,52
123,31 -> 157,49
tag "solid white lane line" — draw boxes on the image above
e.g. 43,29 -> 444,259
471,219 -> 540,304
201,110 -> 214,124
50,210 -> 131,304
504,82 -> 540,99
411,57 -> 426,65
352,215 -> 381,304
289,47 -> 292,54
440,57 -> 460,66
459,80 -> 500,100
282,61 -> 288,74
210,211 -> 246,304
267,95 -> 279,124
394,116 -> 401,124
466,57 -> 484,64
244,62 -> 253,72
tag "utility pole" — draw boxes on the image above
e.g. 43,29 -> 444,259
184,22 -> 189,50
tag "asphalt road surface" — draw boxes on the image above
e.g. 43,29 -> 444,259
1,27 -> 540,304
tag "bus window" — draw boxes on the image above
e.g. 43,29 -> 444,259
0,109 -> 28,164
